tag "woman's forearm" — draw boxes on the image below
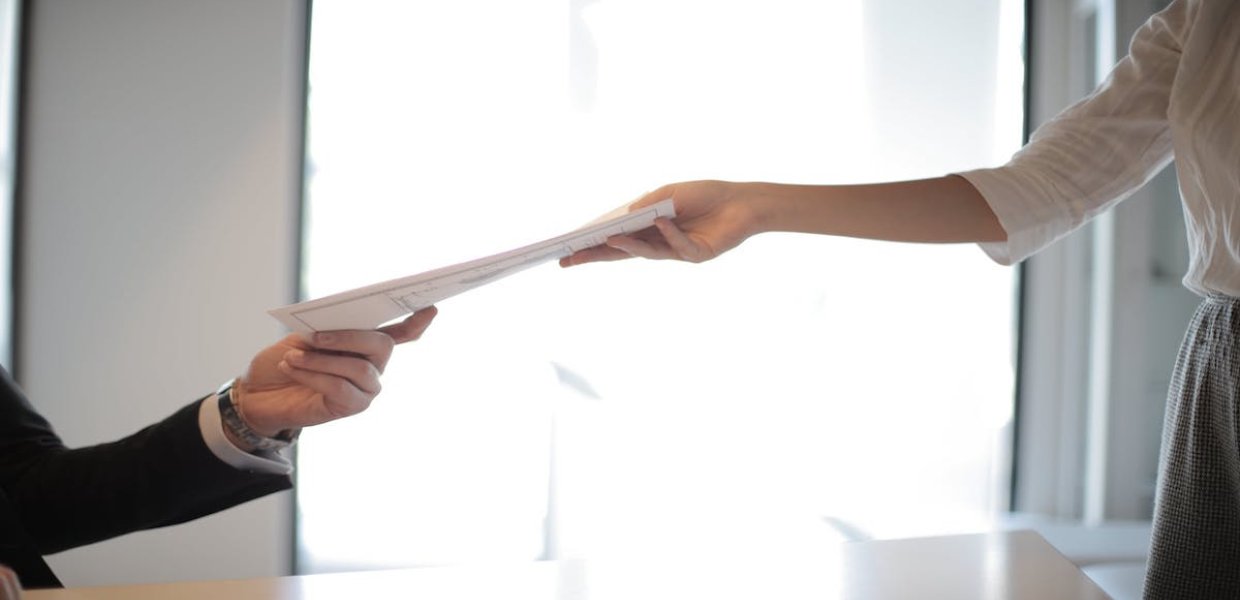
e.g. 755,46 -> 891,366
745,175 -> 1007,244
562,176 -> 1007,266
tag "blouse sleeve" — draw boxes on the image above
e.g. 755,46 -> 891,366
957,0 -> 1194,265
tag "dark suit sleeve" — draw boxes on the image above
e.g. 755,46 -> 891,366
0,368 -> 291,554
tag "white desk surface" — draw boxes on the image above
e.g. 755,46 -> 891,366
26,530 -> 1110,600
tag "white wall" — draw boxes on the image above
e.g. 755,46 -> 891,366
18,0 -> 305,586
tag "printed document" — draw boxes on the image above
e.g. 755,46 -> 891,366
269,199 -> 675,334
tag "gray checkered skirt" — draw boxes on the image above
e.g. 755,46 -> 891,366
1145,295 -> 1240,598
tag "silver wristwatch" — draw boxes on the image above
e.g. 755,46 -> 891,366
217,379 -> 300,451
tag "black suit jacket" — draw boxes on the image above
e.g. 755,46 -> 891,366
0,368 -> 291,588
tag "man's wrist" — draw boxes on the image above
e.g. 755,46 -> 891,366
220,413 -> 259,452
228,379 -> 281,438
198,395 -> 295,474
217,379 -> 300,452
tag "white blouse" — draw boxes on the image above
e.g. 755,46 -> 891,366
959,0 -> 1240,298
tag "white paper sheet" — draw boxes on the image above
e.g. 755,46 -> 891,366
268,199 -> 676,334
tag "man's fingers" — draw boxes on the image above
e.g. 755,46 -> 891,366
285,307 -> 433,382
305,315 -> 417,374
0,564 -> 23,600
379,306 -> 438,344
277,362 -> 374,420
283,350 -> 382,395
308,329 -> 394,365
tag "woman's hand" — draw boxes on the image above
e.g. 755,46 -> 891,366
232,307 -> 438,437
560,180 -> 762,267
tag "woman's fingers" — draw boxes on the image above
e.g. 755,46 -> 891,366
604,234 -> 667,259
559,245 -> 634,267
652,218 -> 712,262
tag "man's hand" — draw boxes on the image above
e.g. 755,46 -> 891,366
0,565 -> 21,600
232,307 -> 438,437
559,181 -> 760,267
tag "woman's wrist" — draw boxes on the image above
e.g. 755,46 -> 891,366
739,181 -> 802,236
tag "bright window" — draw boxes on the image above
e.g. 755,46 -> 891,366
0,0 -> 16,370
298,0 -> 1024,571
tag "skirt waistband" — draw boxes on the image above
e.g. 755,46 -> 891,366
1204,294 -> 1240,306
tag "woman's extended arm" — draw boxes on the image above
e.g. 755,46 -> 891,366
560,175 -> 1005,266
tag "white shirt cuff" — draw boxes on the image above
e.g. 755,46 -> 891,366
198,395 -> 294,475
956,167 -> 1074,266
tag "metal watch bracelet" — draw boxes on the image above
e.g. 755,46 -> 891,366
216,380 -> 300,452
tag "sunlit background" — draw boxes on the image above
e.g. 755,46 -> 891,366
298,0 -> 1024,572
